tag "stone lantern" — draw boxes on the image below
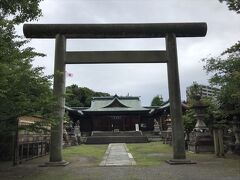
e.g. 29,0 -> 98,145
163,115 -> 172,145
188,97 -> 214,153
153,119 -> 161,135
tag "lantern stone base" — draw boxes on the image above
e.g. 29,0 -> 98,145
40,160 -> 70,167
188,144 -> 214,153
188,131 -> 214,153
166,159 -> 196,165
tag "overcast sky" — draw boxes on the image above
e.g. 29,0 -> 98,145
17,0 -> 240,106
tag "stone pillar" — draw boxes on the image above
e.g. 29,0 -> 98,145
213,128 -> 224,157
166,33 -> 186,160
48,34 -> 68,165
218,129 -> 224,156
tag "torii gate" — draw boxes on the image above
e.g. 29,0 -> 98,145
23,23 -> 207,165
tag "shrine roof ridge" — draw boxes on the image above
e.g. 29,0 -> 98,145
92,95 -> 140,101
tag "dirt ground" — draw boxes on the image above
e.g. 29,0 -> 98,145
0,153 -> 239,180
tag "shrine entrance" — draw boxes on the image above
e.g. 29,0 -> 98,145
23,22 -> 207,165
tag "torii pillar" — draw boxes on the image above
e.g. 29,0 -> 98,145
165,34 -> 187,163
48,34 -> 68,165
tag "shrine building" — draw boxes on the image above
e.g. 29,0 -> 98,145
66,95 -> 155,134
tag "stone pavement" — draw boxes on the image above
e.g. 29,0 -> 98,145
99,143 -> 136,166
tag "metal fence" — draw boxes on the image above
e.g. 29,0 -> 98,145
14,134 -> 50,164
0,134 -> 50,165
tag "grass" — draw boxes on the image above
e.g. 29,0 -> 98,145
15,144 -> 108,180
128,142 -> 240,168
127,142 -> 173,166
63,144 -> 108,166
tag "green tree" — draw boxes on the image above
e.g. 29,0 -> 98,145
184,82 -> 220,133
219,0 -> 240,13
0,0 -> 43,23
183,109 -> 196,135
203,0 -> 240,117
151,95 -> 164,106
203,50 -> 240,116
183,97 -> 220,135
0,0 -> 55,134
186,82 -> 203,104
66,85 -> 110,107
218,0 -> 240,67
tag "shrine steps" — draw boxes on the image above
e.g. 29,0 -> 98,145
85,131 -> 148,144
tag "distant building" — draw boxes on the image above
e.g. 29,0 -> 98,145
66,95 -> 189,134
65,95 -> 189,143
66,95 -> 153,133
186,83 -> 220,101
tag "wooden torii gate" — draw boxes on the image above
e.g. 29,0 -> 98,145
23,23 -> 207,165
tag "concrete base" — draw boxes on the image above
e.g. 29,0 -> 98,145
86,136 -> 148,144
86,131 -> 148,144
188,145 -> 214,153
165,159 -> 196,165
39,160 -> 70,167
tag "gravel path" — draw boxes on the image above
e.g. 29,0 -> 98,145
0,152 -> 239,180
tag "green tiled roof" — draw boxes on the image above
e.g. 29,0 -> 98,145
83,95 -> 149,112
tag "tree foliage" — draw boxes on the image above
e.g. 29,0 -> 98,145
223,41 -> 240,54
0,0 -> 55,134
184,82 -> 221,132
183,109 -> 196,134
0,0 -> 43,23
203,51 -> 240,115
66,85 -> 110,107
151,95 -> 164,106
183,97 -> 221,133
219,0 -> 240,13
203,0 -> 240,117
186,82 -> 203,104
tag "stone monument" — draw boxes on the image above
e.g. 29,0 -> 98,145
63,124 -> 70,147
153,119 -> 161,135
73,121 -> 81,144
163,115 -> 172,145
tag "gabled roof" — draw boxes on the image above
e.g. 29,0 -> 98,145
104,98 -> 129,108
148,101 -> 189,115
159,101 -> 189,109
83,95 -> 149,112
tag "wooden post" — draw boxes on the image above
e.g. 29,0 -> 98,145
213,128 -> 224,157
213,129 -> 219,156
218,129 -> 224,157
27,143 -> 29,160
48,34 -> 69,166
41,142 -> 43,156
20,144 -> 23,162
166,33 -> 186,160
13,118 -> 19,165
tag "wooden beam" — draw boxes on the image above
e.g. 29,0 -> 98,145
65,51 -> 167,64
